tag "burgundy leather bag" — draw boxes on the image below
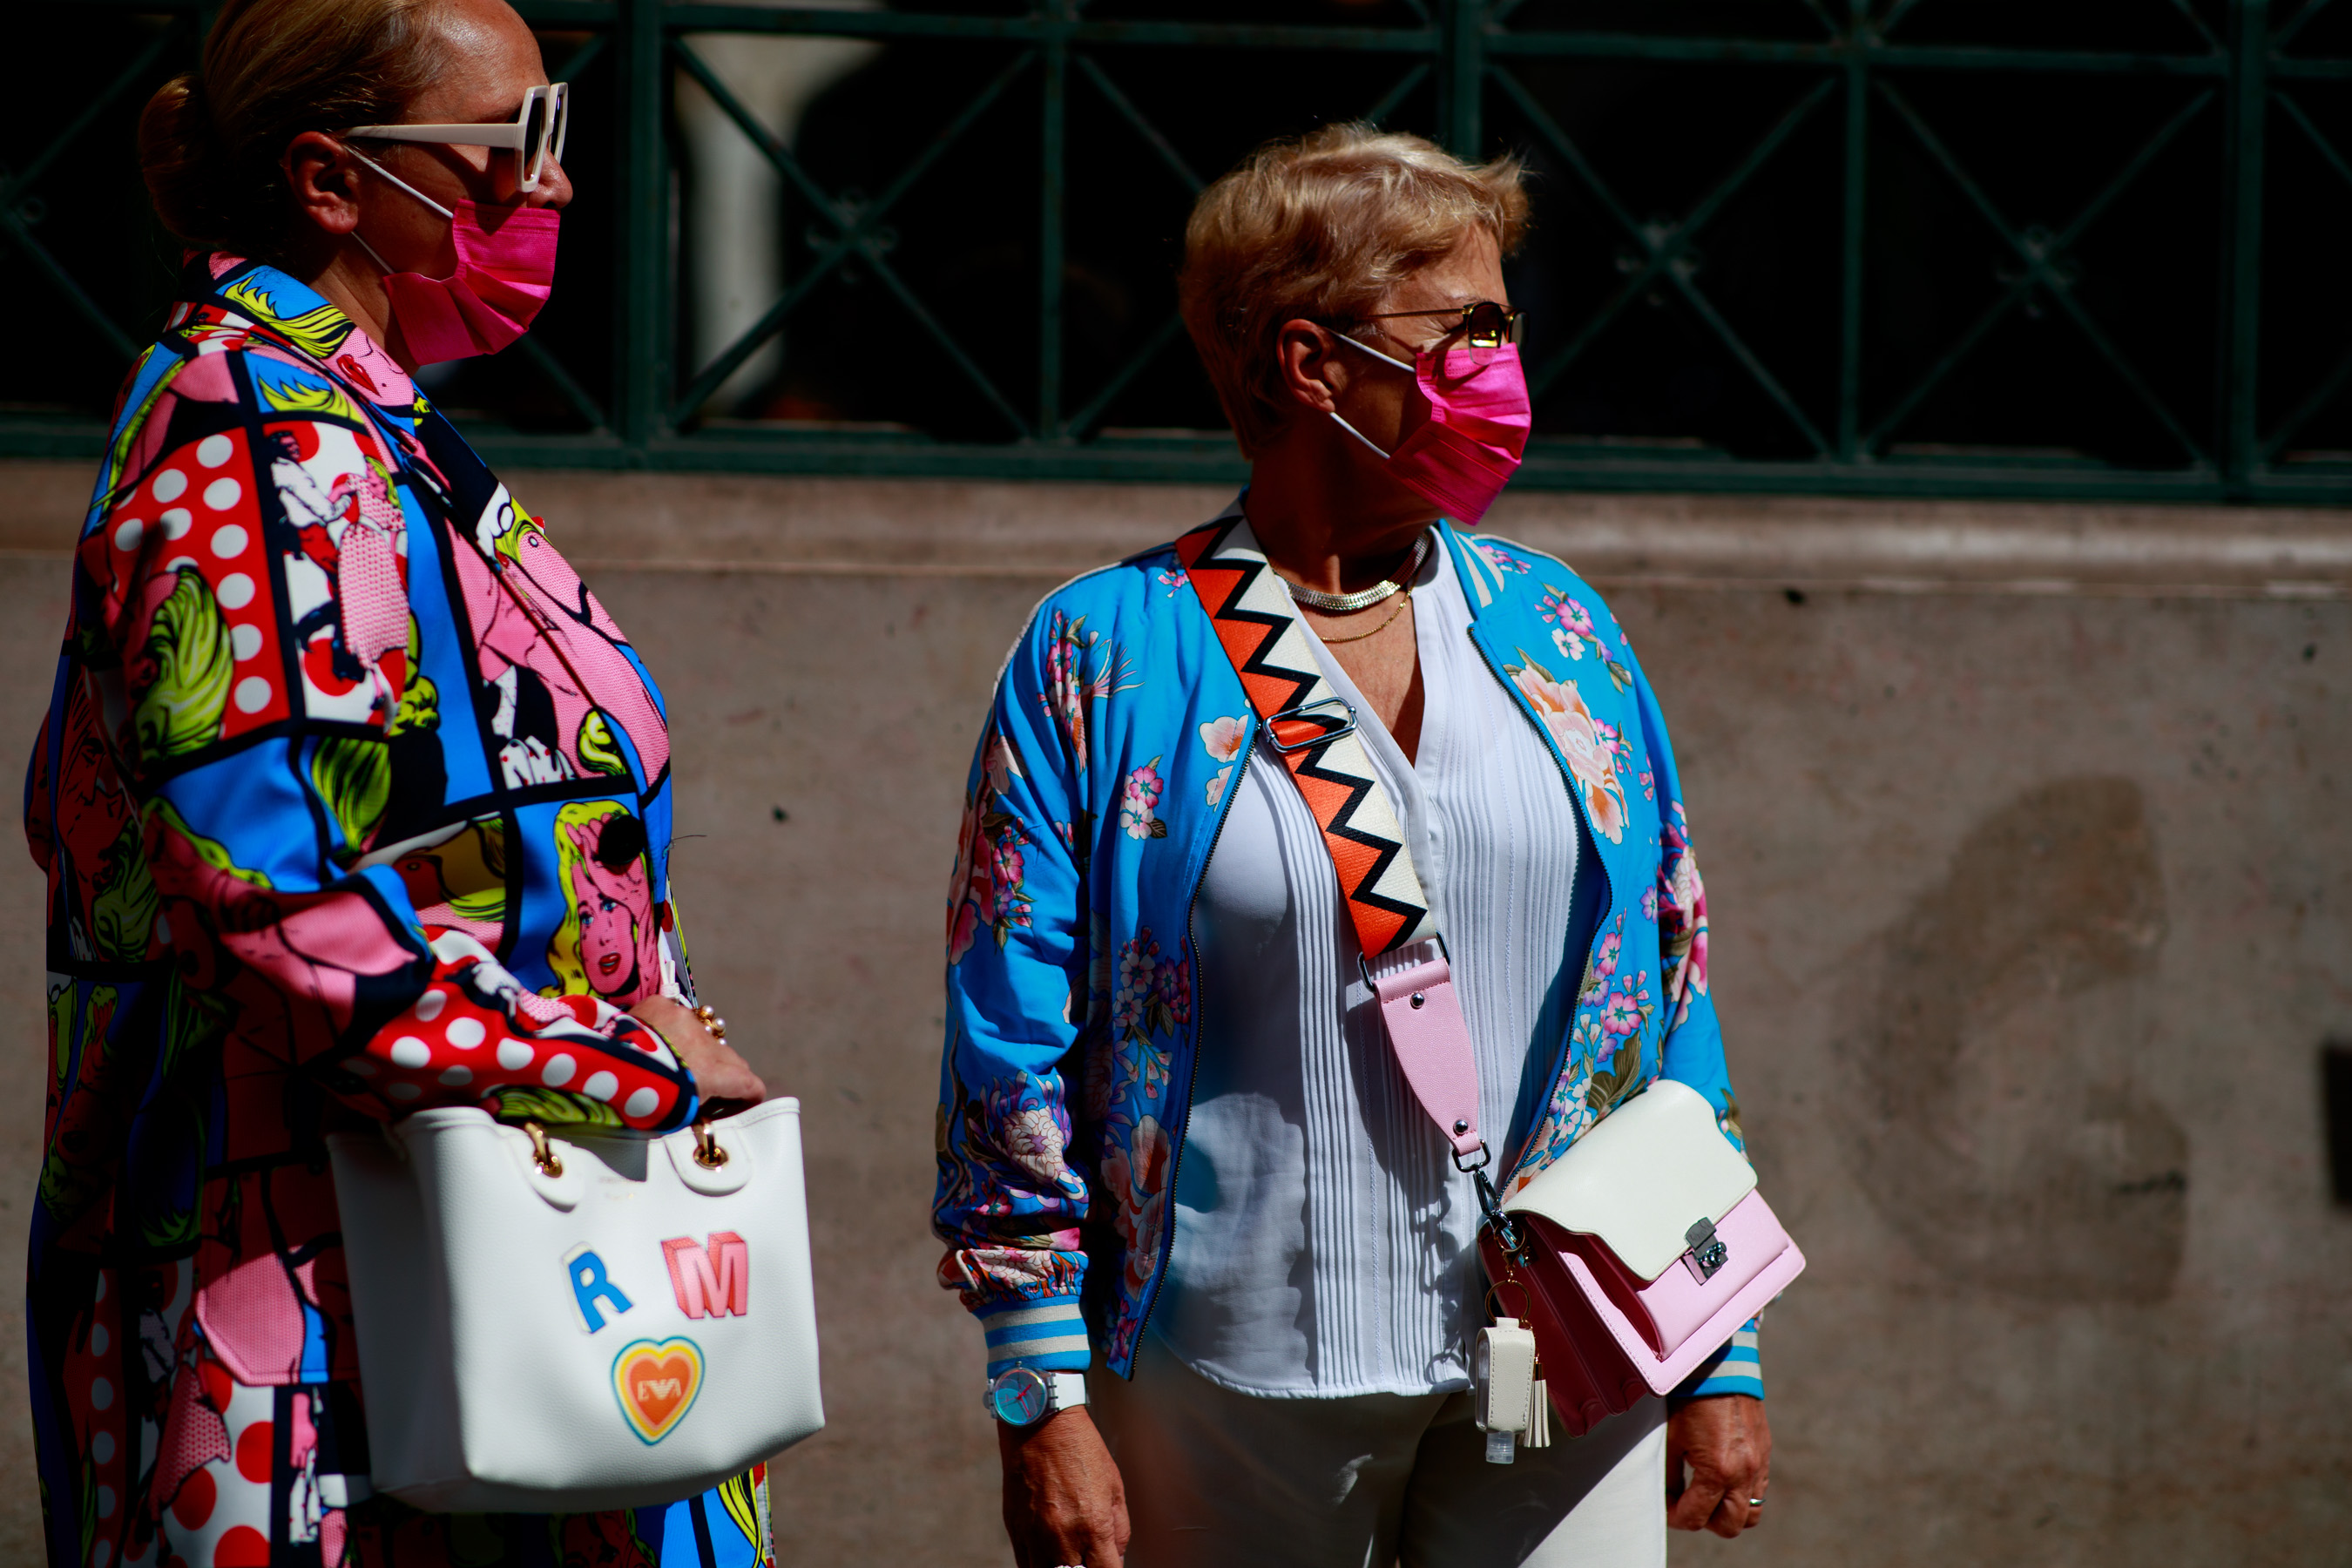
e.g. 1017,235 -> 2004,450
1470,1080 -> 1804,1436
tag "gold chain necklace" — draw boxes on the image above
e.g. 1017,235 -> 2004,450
1282,531 -> 1432,613
1312,588 -> 1412,645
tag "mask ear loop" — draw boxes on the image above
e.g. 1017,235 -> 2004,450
341,143 -> 456,274
1328,411 -> 1393,461
1334,329 -> 1416,374
1327,329 -> 1418,459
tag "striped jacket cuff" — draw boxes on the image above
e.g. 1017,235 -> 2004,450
978,1297 -> 1092,1378
1677,1319 -> 1763,1400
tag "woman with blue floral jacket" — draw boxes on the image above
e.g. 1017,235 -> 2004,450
935,125 -> 1770,1567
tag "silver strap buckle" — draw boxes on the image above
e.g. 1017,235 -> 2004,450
1266,695 -> 1355,754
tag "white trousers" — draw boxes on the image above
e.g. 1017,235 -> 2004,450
1092,1335 -> 1667,1568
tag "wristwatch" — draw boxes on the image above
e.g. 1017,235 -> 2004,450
983,1367 -> 1087,1428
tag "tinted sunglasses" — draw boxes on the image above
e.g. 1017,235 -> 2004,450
348,82 -> 570,193
1359,300 -> 1526,348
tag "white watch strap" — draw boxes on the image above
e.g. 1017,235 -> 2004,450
983,1367 -> 1090,1422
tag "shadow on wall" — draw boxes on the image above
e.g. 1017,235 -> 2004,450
1832,775 -> 2187,1304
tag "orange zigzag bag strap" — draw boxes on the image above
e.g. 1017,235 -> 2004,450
1173,518 -> 1436,962
1173,517 -> 1488,1166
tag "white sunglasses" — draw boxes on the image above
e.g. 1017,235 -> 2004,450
348,82 -> 570,193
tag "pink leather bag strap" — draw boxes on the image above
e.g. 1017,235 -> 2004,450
1365,942 -> 1486,1162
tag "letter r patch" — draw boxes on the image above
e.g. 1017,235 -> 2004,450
566,1245 -> 634,1333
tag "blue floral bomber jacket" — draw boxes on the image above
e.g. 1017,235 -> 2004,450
932,510 -> 1764,1401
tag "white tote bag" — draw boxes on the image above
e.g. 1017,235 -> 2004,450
328,1099 -> 824,1513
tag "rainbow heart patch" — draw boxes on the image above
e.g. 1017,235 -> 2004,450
612,1336 -> 704,1444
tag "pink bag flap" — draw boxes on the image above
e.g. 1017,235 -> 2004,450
1563,1189 -> 1805,1394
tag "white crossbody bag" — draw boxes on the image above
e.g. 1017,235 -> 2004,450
327,1100 -> 825,1512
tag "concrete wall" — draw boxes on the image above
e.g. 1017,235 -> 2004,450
0,463 -> 2345,1565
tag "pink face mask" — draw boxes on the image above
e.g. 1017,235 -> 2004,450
1330,333 -> 1532,524
348,148 -> 559,368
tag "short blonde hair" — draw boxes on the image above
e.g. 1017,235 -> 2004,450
1179,124 -> 1530,456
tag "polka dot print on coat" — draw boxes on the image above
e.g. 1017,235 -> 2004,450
84,428 -> 294,753
345,930 -> 690,1126
59,1268 -> 130,1567
156,1356 -> 274,1568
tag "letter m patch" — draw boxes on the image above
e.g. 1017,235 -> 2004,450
661,1232 -> 749,1319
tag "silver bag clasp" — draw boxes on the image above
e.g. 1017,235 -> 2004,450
1683,1216 -> 1730,1283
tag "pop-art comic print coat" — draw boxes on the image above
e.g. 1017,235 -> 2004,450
25,256 -> 773,1568
933,509 -> 1760,1396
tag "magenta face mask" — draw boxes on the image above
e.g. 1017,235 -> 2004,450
1330,333 -> 1531,524
349,149 -> 559,367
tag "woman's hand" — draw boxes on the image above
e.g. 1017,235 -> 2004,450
1666,1394 -> 1772,1538
629,996 -> 767,1107
998,1407 -> 1130,1568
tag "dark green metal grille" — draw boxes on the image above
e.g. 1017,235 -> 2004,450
6,1 -> 2352,502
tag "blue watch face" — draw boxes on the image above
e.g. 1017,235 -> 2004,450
990,1370 -> 1051,1425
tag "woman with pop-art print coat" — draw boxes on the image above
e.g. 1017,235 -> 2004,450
25,255 -> 776,1566
27,0 -> 786,1555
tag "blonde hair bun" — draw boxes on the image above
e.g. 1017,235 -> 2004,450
136,74 -> 227,246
